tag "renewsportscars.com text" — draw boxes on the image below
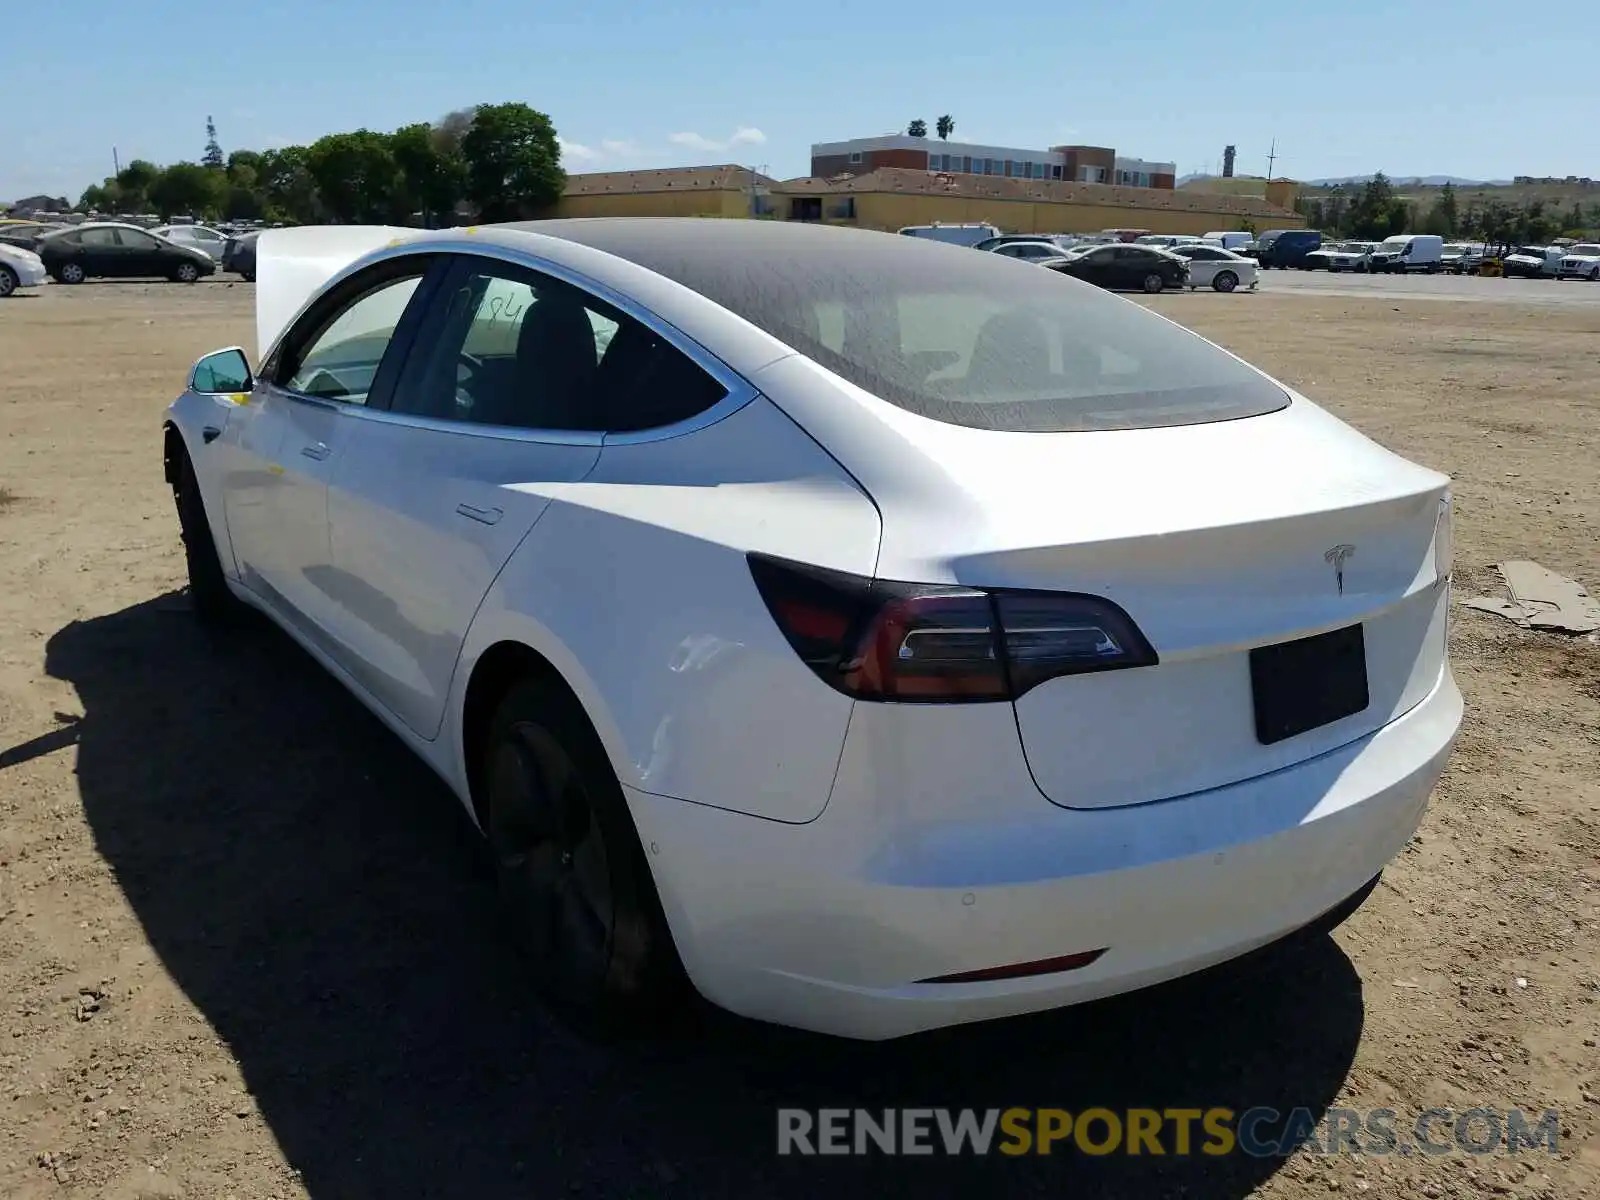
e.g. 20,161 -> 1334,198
777,1106 -> 1561,1158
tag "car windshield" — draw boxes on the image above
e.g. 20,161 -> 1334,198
1514,247 -> 1547,257
1568,244 -> 1600,256
532,221 -> 1289,433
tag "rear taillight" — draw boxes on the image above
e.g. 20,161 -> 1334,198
747,554 -> 1157,703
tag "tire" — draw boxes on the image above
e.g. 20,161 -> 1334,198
0,265 -> 16,298
1591,267 -> 1599,281
173,261 -> 200,284
239,270 -> 255,283
173,448 -> 237,625
56,262 -> 86,285
483,678 -> 686,1035
1213,270 -> 1239,293
1141,272 -> 1164,294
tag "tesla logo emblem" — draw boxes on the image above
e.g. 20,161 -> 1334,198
1325,544 -> 1356,595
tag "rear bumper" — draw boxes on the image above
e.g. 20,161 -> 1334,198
628,666 -> 1461,1040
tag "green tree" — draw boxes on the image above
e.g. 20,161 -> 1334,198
149,162 -> 224,218
461,102 -> 565,221
226,149 -> 264,179
1522,199 -> 1555,244
907,118 -> 928,138
391,121 -> 465,226
259,146 -> 320,222
935,115 -> 954,140
112,160 -> 162,212
306,130 -> 399,222
202,116 -> 225,170
1423,181 -> 1458,237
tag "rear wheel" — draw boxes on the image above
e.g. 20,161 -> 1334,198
483,679 -> 687,1036
1141,272 -> 1164,294
0,265 -> 16,298
56,262 -> 86,285
1213,270 -> 1239,293
173,447 -> 237,625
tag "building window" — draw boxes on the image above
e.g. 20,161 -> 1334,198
1052,165 -> 1062,180
1032,162 -> 1045,179
848,151 -> 862,164
962,156 -> 972,173
1004,160 -> 1013,177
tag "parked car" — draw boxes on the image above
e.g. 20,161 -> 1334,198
1043,242 -> 1189,292
39,223 -> 217,283
222,231 -> 259,281
1312,241 -> 1379,272
0,221 -> 69,252
1202,231 -> 1254,251
1369,234 -> 1444,274
152,223 -> 230,262
163,219 -> 1459,1042
1439,243 -> 1485,274
1134,234 -> 1203,249
990,240 -> 1075,263
897,222 -> 1002,247
1253,229 -> 1323,268
974,234 -> 1058,253
0,242 -> 49,297
1170,244 -> 1259,292
1501,245 -> 1564,278
1556,243 -> 1600,280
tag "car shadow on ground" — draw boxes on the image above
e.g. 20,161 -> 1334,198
42,593 -> 1368,1200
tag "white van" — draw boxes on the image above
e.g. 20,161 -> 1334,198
1371,234 -> 1444,273
897,222 -> 1002,247
1202,231 -> 1254,251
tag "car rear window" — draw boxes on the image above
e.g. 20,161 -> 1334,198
536,221 -> 1288,433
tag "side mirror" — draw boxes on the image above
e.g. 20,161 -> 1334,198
190,347 -> 252,395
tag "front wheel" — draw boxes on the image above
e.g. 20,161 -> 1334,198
173,449 -> 237,625
483,679 -> 687,1035
0,265 -> 17,298
56,262 -> 86,285
1141,272 -> 1164,294
1213,270 -> 1239,293
173,261 -> 200,284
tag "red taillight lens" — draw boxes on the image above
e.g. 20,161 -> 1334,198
747,554 -> 1157,703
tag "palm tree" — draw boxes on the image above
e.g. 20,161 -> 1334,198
907,118 -> 928,138
936,115 -> 955,141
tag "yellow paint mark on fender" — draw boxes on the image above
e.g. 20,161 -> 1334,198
465,226 -> 479,235
230,392 -> 249,406
267,464 -> 285,475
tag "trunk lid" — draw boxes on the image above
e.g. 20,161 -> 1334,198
757,354 -> 1451,810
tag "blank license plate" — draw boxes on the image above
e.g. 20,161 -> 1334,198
1249,624 -> 1369,745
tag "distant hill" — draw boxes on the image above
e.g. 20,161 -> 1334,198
1305,175 -> 1510,187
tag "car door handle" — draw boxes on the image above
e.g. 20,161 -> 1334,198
455,502 -> 503,526
300,442 -> 330,461
201,425 -> 222,444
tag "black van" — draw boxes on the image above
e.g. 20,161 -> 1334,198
1254,229 -> 1323,268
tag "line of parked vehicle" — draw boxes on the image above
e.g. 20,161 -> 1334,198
0,218 -> 261,294
896,223 -> 1261,294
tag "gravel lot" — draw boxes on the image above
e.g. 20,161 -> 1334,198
1,280 -> 1597,1199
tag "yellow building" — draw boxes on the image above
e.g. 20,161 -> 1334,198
557,165 -> 775,220
555,164 -> 1305,235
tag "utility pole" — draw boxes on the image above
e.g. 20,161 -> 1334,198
1266,139 -> 1278,179
113,147 -> 121,176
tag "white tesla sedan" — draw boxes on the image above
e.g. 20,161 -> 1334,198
163,219 -> 1461,1041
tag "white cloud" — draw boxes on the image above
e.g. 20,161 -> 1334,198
600,138 -> 641,156
558,137 -> 601,164
669,127 -> 768,154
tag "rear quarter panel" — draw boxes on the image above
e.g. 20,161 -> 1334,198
449,394 -> 883,825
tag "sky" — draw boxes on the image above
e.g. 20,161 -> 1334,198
2,0 -> 1595,203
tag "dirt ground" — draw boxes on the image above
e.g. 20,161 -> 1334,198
1,280 -> 1596,1199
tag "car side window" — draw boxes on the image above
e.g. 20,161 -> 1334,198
281,274 -> 425,405
1087,247 -> 1117,263
79,228 -> 117,247
117,230 -> 159,250
393,259 -> 727,435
